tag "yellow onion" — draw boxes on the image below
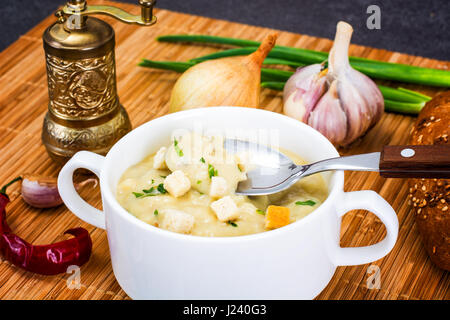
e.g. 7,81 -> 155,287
169,33 -> 278,113
283,22 -> 384,146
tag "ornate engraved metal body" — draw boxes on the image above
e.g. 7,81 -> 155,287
46,51 -> 117,120
41,1 -> 156,163
42,45 -> 131,163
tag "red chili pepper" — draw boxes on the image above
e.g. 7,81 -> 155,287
0,177 -> 92,275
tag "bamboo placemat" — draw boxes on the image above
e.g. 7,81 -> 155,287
0,0 -> 448,300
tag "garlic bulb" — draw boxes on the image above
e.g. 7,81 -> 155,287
283,22 -> 384,146
169,33 -> 277,113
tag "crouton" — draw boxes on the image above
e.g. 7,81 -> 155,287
161,209 -> 194,234
235,152 -> 250,172
209,176 -> 228,198
265,205 -> 290,229
210,196 -> 239,222
163,170 -> 191,197
153,147 -> 168,169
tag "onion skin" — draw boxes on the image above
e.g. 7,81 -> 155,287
169,33 -> 277,113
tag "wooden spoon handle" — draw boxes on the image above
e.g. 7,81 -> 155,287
379,145 -> 450,178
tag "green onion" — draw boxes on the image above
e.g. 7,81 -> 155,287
132,192 -> 144,198
139,59 -> 292,82
263,58 -> 303,68
133,184 -> 167,198
139,59 -> 431,114
197,180 -> 202,184
138,59 -> 195,72
383,100 -> 426,115
158,34 -> 265,47
158,35 -> 327,64
191,47 -> 305,68
378,85 -> 431,103
200,157 -> 206,163
157,183 -> 168,194
157,34 -> 450,87
261,81 -> 285,91
142,187 -> 155,194
260,68 -> 292,82
190,48 -> 255,62
295,200 -> 316,206
154,209 -> 159,216
397,87 -> 432,101
173,138 -> 184,157
208,164 -> 218,179
256,209 -> 265,215
227,221 -> 238,227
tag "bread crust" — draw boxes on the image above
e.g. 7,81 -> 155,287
408,91 -> 449,271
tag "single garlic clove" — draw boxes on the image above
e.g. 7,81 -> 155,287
283,64 -> 327,122
283,91 -> 307,122
21,174 -> 62,208
21,174 -> 98,209
336,78 -> 373,145
347,69 -> 384,124
308,81 -> 348,145
300,75 -> 328,122
283,64 -> 322,101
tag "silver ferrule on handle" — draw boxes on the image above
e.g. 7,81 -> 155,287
298,152 -> 381,178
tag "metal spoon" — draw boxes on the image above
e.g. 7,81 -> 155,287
223,139 -> 450,196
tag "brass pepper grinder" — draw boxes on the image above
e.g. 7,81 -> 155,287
42,0 -> 157,163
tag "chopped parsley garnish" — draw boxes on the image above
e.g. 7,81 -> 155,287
174,138 -> 184,157
200,157 -> 206,163
154,209 -> 158,216
208,164 -> 218,179
151,179 -> 155,184
295,200 -> 316,206
133,183 -> 167,198
132,192 -> 144,198
256,209 -> 265,215
160,175 -> 167,179
157,183 -> 168,194
227,221 -> 238,227
142,187 -> 155,194
197,180 -> 202,184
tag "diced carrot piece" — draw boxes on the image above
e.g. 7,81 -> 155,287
265,205 -> 290,229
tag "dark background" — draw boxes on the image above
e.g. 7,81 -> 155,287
1,0 -> 448,60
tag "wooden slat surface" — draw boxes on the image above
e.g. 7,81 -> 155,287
0,0 -> 448,300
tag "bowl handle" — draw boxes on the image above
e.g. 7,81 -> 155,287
331,190 -> 398,266
58,151 -> 106,230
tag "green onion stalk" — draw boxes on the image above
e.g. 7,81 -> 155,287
157,34 -> 450,88
138,59 -> 431,115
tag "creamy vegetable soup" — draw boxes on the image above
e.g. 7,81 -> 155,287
116,132 -> 328,237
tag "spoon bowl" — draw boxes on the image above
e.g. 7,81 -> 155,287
224,138 -> 450,196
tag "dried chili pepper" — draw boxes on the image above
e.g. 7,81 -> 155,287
0,177 -> 92,275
